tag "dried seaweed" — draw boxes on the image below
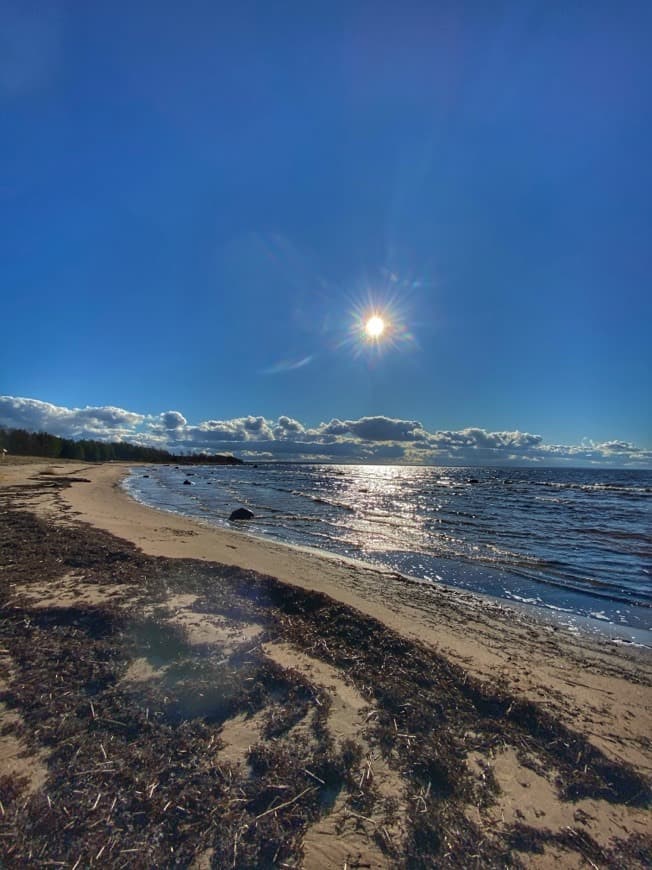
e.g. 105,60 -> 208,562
1,498 -> 650,868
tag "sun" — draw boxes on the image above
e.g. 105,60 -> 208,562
342,277 -> 418,359
365,315 -> 386,339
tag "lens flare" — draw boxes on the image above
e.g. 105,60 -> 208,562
364,315 -> 386,339
332,269 -> 421,360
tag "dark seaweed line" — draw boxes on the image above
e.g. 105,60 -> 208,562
1,488 -> 650,868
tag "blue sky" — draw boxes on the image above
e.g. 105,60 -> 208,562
1,1 -> 651,465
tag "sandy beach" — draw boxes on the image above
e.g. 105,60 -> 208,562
1,459 -> 650,868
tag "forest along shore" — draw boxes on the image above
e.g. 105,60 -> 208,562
0,458 -> 650,868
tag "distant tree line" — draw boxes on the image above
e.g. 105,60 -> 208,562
0,427 -> 242,465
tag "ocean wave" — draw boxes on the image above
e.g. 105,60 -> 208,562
123,464 -> 652,635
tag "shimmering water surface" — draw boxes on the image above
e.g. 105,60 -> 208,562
124,464 -> 652,643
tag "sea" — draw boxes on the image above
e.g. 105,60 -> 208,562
123,463 -> 652,646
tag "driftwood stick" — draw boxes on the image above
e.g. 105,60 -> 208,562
346,810 -> 376,825
254,786 -> 317,821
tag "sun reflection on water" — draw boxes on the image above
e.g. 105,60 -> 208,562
324,464 -> 427,554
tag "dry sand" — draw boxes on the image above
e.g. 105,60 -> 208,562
1,458 -> 650,868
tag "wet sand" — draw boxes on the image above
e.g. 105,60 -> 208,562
0,458 -> 650,868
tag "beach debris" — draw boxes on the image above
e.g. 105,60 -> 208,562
0,501 -> 650,869
229,508 -> 254,521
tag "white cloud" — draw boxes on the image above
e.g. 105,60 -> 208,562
274,416 -> 306,438
425,428 -> 543,451
1,395 -> 650,467
160,411 -> 187,430
0,396 -> 144,439
316,416 -> 427,442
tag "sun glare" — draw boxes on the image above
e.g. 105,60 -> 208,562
365,315 -> 386,339
342,280 -> 418,359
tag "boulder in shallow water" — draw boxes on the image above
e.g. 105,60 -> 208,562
230,508 -> 254,521
183,479 -> 192,486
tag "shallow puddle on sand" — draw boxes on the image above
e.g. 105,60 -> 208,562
143,593 -> 264,655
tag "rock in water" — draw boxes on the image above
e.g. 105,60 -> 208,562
183,479 -> 192,485
230,508 -> 254,520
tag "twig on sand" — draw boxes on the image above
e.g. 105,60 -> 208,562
303,768 -> 325,784
254,786 -> 317,821
562,827 -> 601,870
232,822 -> 249,869
346,810 -> 376,825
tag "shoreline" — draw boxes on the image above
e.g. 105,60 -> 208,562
123,466 -> 652,649
1,458 -> 651,867
5,459 -> 650,766
8,461 -> 652,734
122,463 -> 652,646
79,463 -> 652,659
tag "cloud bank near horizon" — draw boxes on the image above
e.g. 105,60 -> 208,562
1,395 -> 650,468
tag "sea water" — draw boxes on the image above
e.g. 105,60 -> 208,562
123,464 -> 652,645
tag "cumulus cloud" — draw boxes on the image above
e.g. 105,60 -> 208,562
317,416 -> 427,442
160,411 -> 187,430
1,395 -> 650,467
274,416 -> 305,437
425,428 -> 543,452
597,440 -> 637,453
187,415 -> 276,443
0,396 -> 144,439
